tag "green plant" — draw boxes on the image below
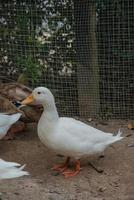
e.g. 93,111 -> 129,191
16,55 -> 42,84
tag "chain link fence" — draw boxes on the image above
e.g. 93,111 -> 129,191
0,0 -> 134,119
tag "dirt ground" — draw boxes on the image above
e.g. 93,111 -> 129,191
0,120 -> 134,200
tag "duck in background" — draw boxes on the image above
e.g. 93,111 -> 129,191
22,87 -> 123,178
0,82 -> 32,102
0,82 -> 42,139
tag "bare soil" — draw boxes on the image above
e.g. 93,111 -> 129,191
0,120 -> 134,200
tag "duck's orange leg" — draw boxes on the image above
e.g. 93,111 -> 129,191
52,157 -> 70,172
62,159 -> 81,178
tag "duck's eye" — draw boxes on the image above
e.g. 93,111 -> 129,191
37,91 -> 41,94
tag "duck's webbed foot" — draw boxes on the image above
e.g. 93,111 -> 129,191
62,159 -> 81,178
52,157 -> 70,173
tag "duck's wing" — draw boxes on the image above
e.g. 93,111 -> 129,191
0,82 -> 32,101
0,159 -> 29,179
0,126 -> 10,139
0,113 -> 22,127
59,117 -> 117,144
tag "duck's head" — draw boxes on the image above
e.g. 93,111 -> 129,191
21,87 -> 55,107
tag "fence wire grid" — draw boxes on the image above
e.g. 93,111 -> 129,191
0,0 -> 134,119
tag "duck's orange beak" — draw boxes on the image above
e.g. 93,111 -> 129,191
21,94 -> 34,105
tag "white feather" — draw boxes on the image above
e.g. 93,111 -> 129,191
0,113 -> 22,139
0,159 -> 29,179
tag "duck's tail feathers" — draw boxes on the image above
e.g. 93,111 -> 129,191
9,113 -> 22,125
116,129 -> 123,137
115,129 -> 123,140
0,159 -> 29,180
0,159 -> 20,169
110,129 -> 123,144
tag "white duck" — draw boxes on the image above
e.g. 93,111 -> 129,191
22,87 -> 123,178
0,113 -> 22,139
0,159 -> 29,179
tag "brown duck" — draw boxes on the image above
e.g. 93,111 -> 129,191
0,82 -> 42,139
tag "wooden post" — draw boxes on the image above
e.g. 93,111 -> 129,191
74,0 -> 100,118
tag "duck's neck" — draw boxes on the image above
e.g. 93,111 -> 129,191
42,101 -> 59,122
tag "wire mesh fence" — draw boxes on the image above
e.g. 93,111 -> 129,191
0,0 -> 134,119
